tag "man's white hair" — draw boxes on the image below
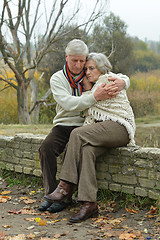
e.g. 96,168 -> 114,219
65,39 -> 89,56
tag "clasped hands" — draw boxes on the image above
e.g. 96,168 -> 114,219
94,76 -> 125,101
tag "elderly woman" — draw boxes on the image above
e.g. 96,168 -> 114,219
44,53 -> 136,222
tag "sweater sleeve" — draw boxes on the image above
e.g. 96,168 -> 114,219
50,72 -> 96,112
116,73 -> 130,90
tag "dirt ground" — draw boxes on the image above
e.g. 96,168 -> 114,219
0,177 -> 160,240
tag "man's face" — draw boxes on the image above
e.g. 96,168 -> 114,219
65,55 -> 86,75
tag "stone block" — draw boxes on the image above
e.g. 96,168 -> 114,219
33,169 -> 42,177
121,185 -> 134,194
15,165 -> 23,173
23,167 -> 32,174
139,178 -> 155,189
96,171 -> 111,181
112,174 -> 137,185
6,163 -> 14,171
148,190 -> 160,200
109,183 -> 121,192
136,169 -> 148,178
97,180 -> 109,189
20,159 -> 34,167
108,165 -> 121,174
135,187 -> 147,197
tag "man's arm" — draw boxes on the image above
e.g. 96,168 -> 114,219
94,73 -> 130,101
108,73 -> 130,90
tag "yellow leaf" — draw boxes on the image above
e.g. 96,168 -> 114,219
0,190 -> 11,195
54,219 -> 60,223
35,217 -> 41,222
29,191 -> 36,195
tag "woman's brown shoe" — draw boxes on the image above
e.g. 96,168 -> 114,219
44,180 -> 73,203
69,201 -> 98,223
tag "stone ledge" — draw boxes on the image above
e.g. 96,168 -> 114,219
0,134 -> 159,200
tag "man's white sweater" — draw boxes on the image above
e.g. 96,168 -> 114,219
50,70 -> 130,126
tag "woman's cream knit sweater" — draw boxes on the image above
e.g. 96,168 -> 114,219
83,73 -> 136,146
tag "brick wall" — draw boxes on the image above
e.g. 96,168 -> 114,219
0,133 -> 160,200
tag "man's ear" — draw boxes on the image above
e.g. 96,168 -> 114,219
65,54 -> 68,62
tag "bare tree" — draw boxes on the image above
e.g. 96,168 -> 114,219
0,0 -> 108,124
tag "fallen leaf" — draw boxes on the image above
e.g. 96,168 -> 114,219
45,213 -> 60,219
148,214 -> 155,218
54,219 -> 60,223
0,195 -> 11,202
26,233 -> 35,239
0,231 -> 5,238
38,219 -> 47,226
2,225 -> 12,228
35,217 -> 41,222
9,234 -> 26,239
19,197 -> 28,200
0,190 -> 11,195
53,234 -> 61,239
21,209 -> 37,215
23,198 -> 36,204
125,208 -> 138,214
8,209 -> 22,214
147,205 -> 158,215
29,190 -> 36,195
24,218 -> 35,222
119,232 -> 136,239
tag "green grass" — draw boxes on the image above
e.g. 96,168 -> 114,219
97,189 -> 159,212
1,168 -> 43,188
135,115 -> 160,124
1,169 -> 159,213
0,123 -> 53,136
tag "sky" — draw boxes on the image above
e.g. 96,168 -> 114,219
108,0 -> 160,42
0,0 -> 160,43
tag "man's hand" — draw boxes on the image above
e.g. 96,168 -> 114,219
94,76 -> 126,101
108,76 -> 125,92
83,76 -> 92,91
94,82 -> 119,101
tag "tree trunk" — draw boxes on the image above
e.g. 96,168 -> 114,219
30,79 -> 38,124
17,82 -> 31,124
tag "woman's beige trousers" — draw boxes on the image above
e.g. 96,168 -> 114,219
60,120 -> 129,202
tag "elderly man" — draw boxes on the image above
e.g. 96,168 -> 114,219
38,39 -> 130,213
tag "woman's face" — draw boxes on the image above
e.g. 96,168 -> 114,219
85,59 -> 102,83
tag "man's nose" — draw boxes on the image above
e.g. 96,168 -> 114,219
75,61 -> 81,68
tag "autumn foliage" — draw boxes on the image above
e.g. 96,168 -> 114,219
1,69 -> 160,123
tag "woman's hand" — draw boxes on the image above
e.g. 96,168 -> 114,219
83,76 -> 93,91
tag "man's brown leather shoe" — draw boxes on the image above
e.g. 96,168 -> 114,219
69,201 -> 98,223
44,180 -> 73,202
